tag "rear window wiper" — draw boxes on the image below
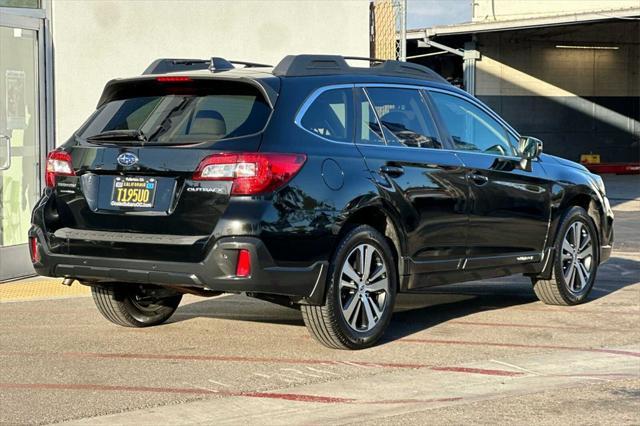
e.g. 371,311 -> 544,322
85,129 -> 147,143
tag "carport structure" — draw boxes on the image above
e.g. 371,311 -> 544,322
405,8 -> 640,168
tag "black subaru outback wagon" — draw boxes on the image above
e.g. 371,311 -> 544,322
30,55 -> 613,349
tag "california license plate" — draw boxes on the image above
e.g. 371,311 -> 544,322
110,176 -> 157,208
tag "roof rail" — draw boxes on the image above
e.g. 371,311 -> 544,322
208,58 -> 273,71
272,54 -> 447,83
229,60 -> 273,68
143,58 -> 208,75
142,57 -> 273,75
343,56 -> 386,63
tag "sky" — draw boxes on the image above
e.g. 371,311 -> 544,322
407,0 -> 473,29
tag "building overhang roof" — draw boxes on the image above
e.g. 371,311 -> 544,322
406,7 -> 640,39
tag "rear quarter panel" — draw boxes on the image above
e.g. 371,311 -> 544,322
254,78 -> 380,266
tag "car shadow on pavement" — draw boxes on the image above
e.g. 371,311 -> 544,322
171,255 -> 639,342
172,295 -> 305,326
382,255 -> 639,344
589,255 -> 640,295
382,291 -> 537,344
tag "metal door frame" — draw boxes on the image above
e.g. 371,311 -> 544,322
0,4 -> 53,281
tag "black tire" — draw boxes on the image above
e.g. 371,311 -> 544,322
91,284 -> 183,327
301,225 -> 397,350
533,206 -> 599,306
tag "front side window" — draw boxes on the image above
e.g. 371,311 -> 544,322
300,88 -> 353,142
366,88 -> 442,149
429,91 -> 517,156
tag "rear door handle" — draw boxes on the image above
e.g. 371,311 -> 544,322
380,165 -> 404,177
468,173 -> 489,186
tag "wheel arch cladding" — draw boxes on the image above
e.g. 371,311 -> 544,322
562,191 -> 602,246
338,205 -> 406,280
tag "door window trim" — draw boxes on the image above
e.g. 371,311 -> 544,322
293,82 -> 453,153
294,83 -> 525,159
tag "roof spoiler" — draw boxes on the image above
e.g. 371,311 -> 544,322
272,54 -> 447,83
143,57 -> 272,75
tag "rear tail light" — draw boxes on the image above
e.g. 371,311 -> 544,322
236,249 -> 251,277
45,150 -> 75,188
193,152 -> 306,195
29,237 -> 40,263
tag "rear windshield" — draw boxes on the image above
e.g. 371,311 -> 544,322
77,80 -> 271,144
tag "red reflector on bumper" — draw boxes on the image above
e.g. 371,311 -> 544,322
29,237 -> 40,263
236,249 -> 251,277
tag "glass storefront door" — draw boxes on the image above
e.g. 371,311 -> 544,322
0,19 -> 42,281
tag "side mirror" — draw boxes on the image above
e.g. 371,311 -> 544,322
519,136 -> 543,160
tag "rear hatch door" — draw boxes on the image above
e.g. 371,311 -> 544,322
49,77 -> 273,260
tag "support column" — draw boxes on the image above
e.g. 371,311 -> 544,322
399,0 -> 407,61
463,41 -> 481,95
418,38 -> 481,95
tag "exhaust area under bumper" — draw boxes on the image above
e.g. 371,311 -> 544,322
29,227 -> 328,304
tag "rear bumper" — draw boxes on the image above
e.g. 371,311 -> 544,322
29,227 -> 328,304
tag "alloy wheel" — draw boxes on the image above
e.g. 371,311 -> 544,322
338,243 -> 389,332
129,285 -> 175,314
560,221 -> 594,294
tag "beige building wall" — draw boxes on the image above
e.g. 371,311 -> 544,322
472,0 -> 640,22
51,0 -> 370,144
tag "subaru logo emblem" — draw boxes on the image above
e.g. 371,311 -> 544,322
117,152 -> 138,167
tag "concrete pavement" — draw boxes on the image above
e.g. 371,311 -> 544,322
1,178 -> 638,425
60,345 -> 640,425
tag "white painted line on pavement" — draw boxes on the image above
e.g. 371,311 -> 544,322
490,359 -> 541,376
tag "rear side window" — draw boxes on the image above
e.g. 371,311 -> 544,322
365,88 -> 442,149
356,89 -> 385,146
77,80 -> 271,144
299,88 -> 353,142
